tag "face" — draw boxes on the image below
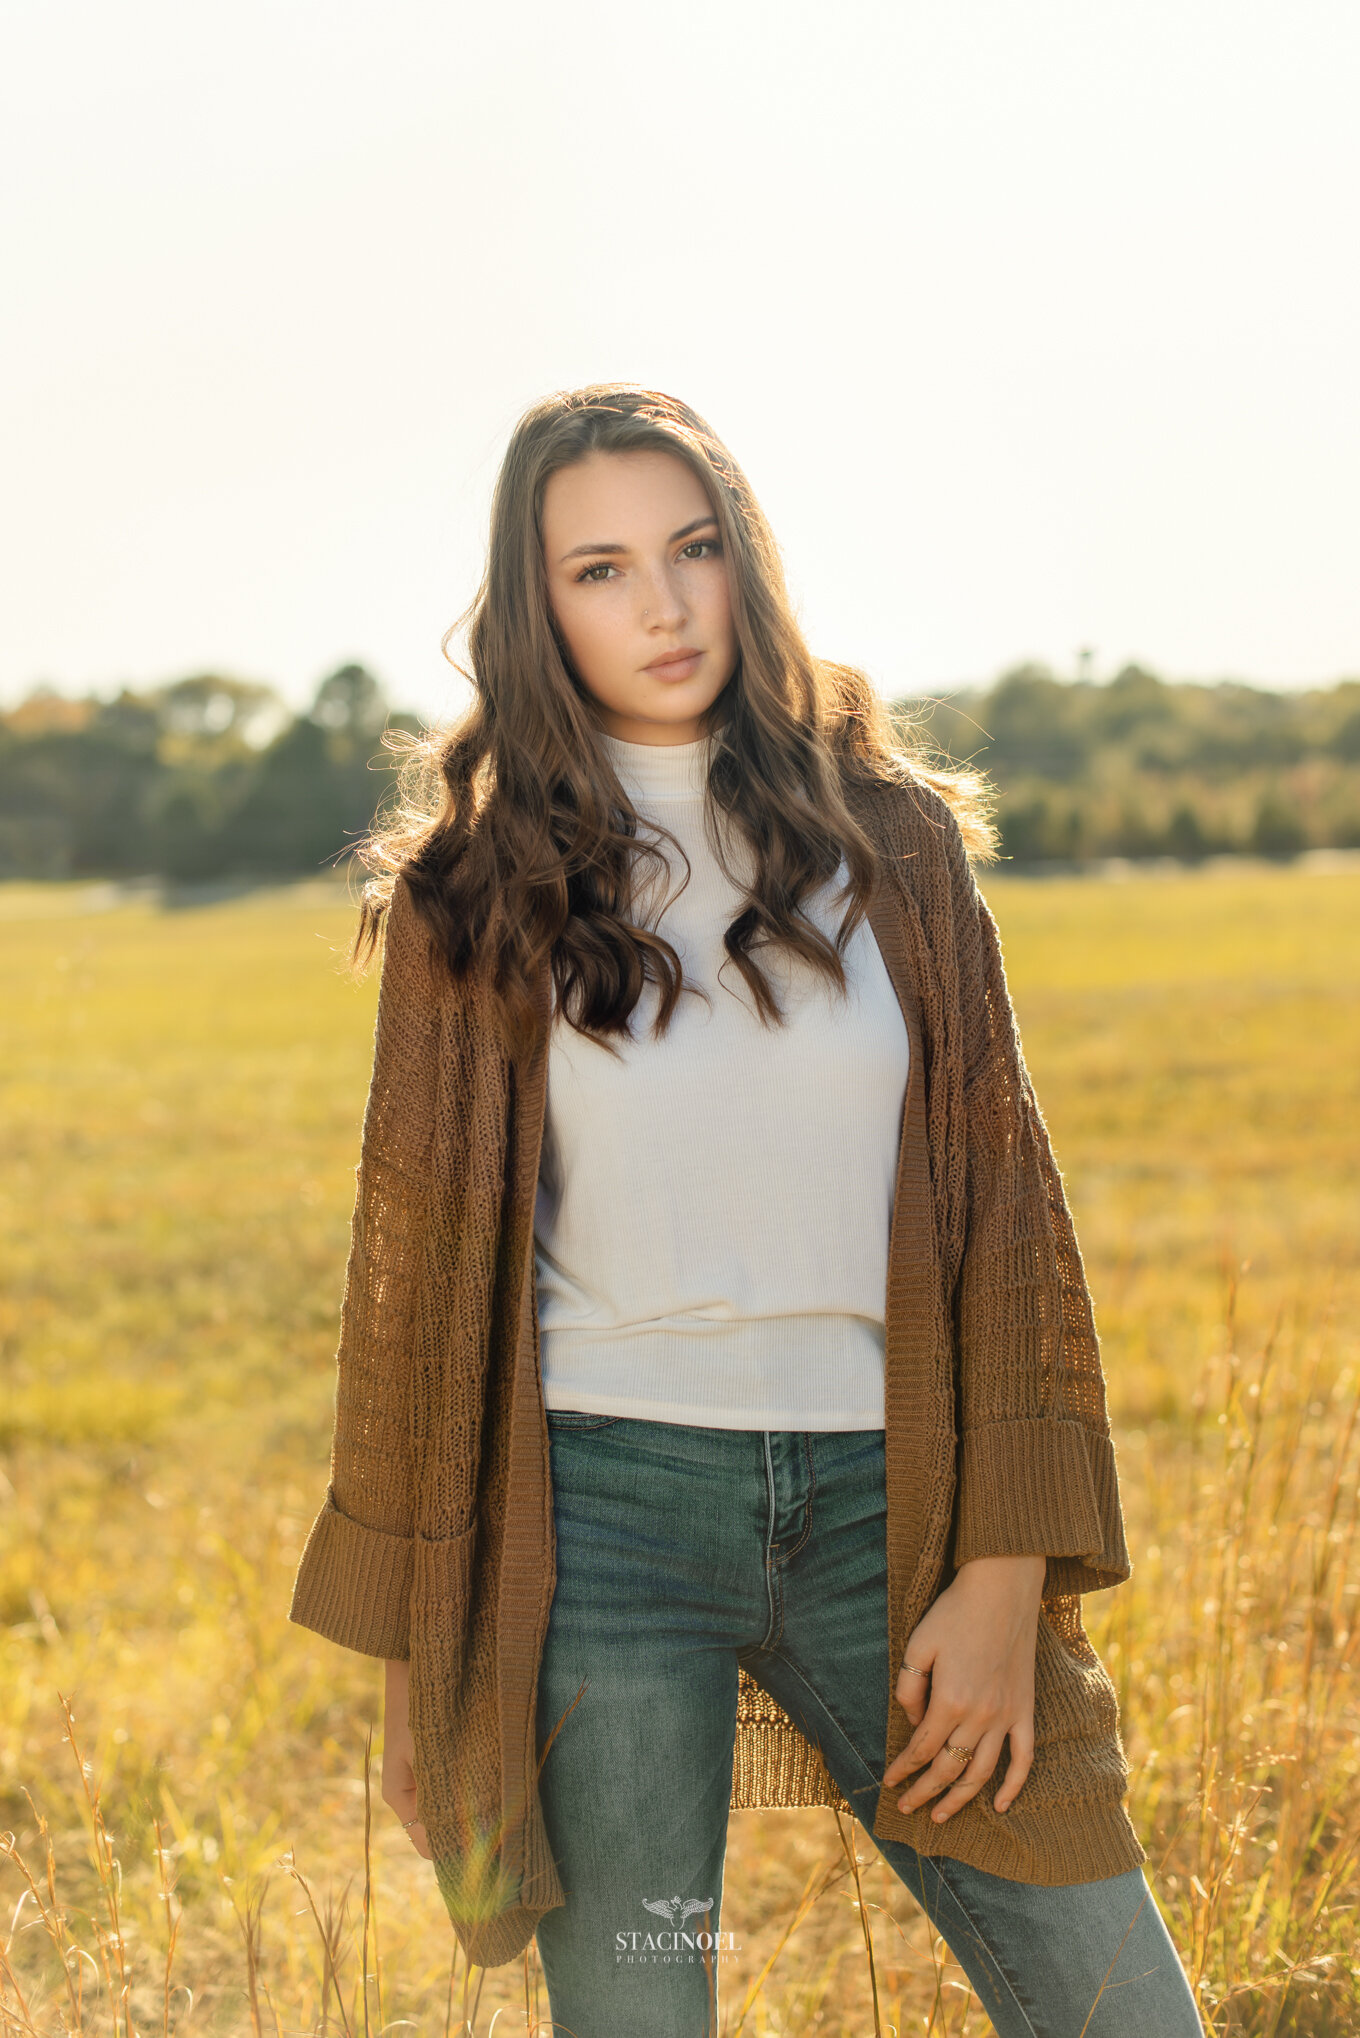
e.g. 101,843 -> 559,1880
541,448 -> 738,745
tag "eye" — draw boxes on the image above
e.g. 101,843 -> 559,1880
679,539 -> 721,562
574,561 -> 618,584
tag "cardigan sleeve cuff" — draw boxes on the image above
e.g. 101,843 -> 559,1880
952,1419 -> 1131,1591
289,1486 -> 414,1660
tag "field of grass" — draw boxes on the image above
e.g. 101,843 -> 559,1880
1,864 -> 1358,2036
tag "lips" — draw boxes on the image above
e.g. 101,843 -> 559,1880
645,648 -> 703,677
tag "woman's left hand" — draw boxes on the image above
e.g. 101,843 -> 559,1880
882,1553 -> 1046,1822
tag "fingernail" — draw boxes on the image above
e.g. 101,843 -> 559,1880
897,1797 -> 909,1812
932,1809 -> 947,1823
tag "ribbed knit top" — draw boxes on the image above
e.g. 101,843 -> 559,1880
532,730 -> 911,1428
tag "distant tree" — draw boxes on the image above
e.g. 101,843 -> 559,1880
1249,795 -> 1307,859
222,717 -> 344,870
983,665 -> 1091,781
152,784 -> 223,881
1099,665 -> 1170,740
3,686 -> 96,736
1109,803 -> 1163,859
1332,705 -> 1360,762
217,663 -> 396,872
998,798 -> 1046,862
310,662 -> 388,741
1166,804 -> 1210,861
153,674 -> 283,746
62,692 -> 163,871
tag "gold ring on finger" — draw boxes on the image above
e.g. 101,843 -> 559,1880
945,1743 -> 974,1767
901,1662 -> 928,1678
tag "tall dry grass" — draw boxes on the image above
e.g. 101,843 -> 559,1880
1,866 -> 1357,2034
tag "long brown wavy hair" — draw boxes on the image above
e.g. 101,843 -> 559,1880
355,383 -> 995,1065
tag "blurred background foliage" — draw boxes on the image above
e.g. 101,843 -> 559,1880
0,665 -> 419,883
2,661 -> 1359,881
909,665 -> 1360,863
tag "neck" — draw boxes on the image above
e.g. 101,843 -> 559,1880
599,726 -> 712,801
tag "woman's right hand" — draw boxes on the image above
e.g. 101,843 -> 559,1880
382,1658 -> 432,1859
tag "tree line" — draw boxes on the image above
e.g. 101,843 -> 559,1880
907,663 -> 1359,862
0,665 -> 419,882
1,659 -> 1357,881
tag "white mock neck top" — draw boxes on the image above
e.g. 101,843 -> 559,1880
532,729 -> 910,1429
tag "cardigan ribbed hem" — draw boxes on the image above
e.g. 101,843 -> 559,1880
869,1783 -> 1147,1886
288,1486 -> 415,1660
1051,1428 -> 1131,1592
456,1899 -> 553,1969
952,1420 -> 1129,1586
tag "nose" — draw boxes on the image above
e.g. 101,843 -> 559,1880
639,559 -> 687,632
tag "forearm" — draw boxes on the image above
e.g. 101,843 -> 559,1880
956,1552 -> 1046,1592
381,1657 -> 431,1855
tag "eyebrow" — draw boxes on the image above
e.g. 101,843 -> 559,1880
557,515 -> 718,564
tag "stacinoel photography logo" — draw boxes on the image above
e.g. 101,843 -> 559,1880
613,1895 -> 740,1965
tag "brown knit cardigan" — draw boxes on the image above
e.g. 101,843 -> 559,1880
289,767 -> 1144,1968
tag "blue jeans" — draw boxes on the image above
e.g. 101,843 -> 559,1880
533,1414 -> 1202,2038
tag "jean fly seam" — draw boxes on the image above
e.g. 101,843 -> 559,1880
759,1432 -> 786,1650
773,1432 -> 817,1564
761,1432 -> 817,1572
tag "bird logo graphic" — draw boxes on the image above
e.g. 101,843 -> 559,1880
642,1896 -> 714,1928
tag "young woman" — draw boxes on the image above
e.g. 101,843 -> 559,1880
290,385 -> 1203,2037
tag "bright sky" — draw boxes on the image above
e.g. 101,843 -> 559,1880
3,0 -> 1357,722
